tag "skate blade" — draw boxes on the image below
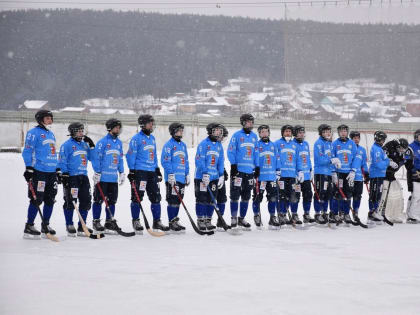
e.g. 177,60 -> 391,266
77,231 -> 89,237
216,227 -> 226,232
255,225 -> 264,230
239,226 -> 252,231
104,229 -> 119,235
168,230 -> 183,235
407,220 -> 419,224
134,230 -> 144,235
67,232 -> 77,237
41,232 -> 56,239
23,233 -> 41,240
153,229 -> 169,234
268,225 -> 280,230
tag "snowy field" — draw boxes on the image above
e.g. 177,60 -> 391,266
1,147 -> 420,315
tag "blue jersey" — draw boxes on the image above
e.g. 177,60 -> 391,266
227,129 -> 259,174
194,137 -> 224,181
313,137 -> 334,176
58,138 -> 92,176
161,137 -> 190,184
355,144 -> 369,181
369,142 -> 390,178
331,138 -> 361,174
409,140 -> 420,173
126,131 -> 158,171
91,134 -> 124,183
275,137 -> 297,178
22,126 -> 58,172
294,138 -> 312,181
255,139 -> 279,182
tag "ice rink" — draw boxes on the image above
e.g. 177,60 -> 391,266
1,148 -> 420,315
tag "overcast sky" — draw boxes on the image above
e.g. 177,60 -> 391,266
1,0 -> 420,24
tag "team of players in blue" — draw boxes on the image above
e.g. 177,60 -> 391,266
21,110 -> 419,238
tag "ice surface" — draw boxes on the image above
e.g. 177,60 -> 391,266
1,148 -> 420,315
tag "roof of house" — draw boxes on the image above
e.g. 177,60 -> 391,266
60,107 -> 86,112
22,100 -> 48,109
398,117 -> 420,123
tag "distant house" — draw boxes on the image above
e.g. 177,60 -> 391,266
117,109 -> 136,115
398,117 -> 420,123
89,108 -> 118,115
406,99 -> 420,116
196,97 -> 232,113
248,93 -> 271,105
178,103 -> 197,114
198,89 -> 217,98
320,96 -> 341,107
82,98 -> 110,108
203,80 -> 221,89
19,100 -> 49,111
60,107 -> 89,113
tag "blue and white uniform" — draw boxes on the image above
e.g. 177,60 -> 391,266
252,139 -> 279,216
369,142 -> 390,212
58,137 -> 93,227
126,130 -> 162,221
194,136 -> 224,220
161,137 -> 190,221
22,125 -> 58,225
227,129 -> 258,219
91,134 -> 124,221
294,138 -> 313,214
275,137 -> 298,214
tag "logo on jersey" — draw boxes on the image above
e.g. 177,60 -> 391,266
302,154 -> 307,165
287,152 -> 293,162
149,149 -> 154,161
343,153 -> 348,164
107,144 -> 111,149
180,154 -> 185,165
81,154 -> 87,166
210,155 -> 216,166
265,154 -> 271,165
41,134 -> 46,139
113,153 -> 118,164
246,146 -> 252,157
72,145 -> 76,151
240,137 -> 244,143
49,143 -> 56,155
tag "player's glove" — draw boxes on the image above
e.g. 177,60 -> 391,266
118,173 -> 125,186
217,176 -> 224,189
254,167 -> 260,179
23,166 -> 34,183
389,161 -> 398,169
332,172 -> 338,185
55,168 -> 62,184
331,158 -> 342,169
202,174 -> 210,186
155,168 -> 163,182
83,135 -> 95,149
62,172 -> 70,188
297,171 -> 305,183
230,164 -> 238,178
127,170 -> 136,183
92,172 -> 101,185
168,174 -> 176,186
346,171 -> 355,186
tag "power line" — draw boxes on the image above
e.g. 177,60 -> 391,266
1,0 -> 419,6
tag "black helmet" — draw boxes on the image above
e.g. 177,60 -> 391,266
374,131 -> 387,144
414,129 -> 420,140
318,124 -> 331,136
138,114 -> 154,127
169,122 -> 184,139
68,122 -> 84,140
257,124 -> 270,134
397,138 -> 409,149
337,124 -> 349,133
35,109 -> 53,125
349,130 -> 360,139
106,118 -> 122,131
293,125 -> 305,137
206,122 -> 222,135
240,113 -> 254,126
281,124 -> 294,137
